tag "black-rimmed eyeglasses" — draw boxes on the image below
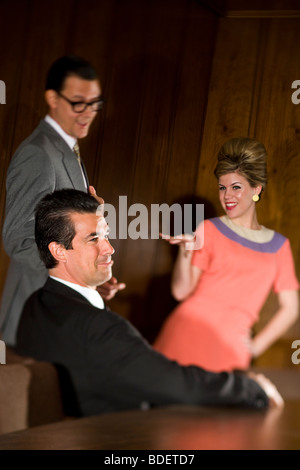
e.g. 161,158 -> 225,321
57,91 -> 104,113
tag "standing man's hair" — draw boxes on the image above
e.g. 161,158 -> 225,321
45,55 -> 99,92
34,189 -> 99,269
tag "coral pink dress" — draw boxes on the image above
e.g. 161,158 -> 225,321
154,217 -> 299,372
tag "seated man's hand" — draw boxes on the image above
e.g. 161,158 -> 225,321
97,276 -> 126,301
248,372 -> 284,408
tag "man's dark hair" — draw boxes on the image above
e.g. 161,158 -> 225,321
35,189 -> 99,269
45,55 -> 99,92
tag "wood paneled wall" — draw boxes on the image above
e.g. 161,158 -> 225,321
0,0 -> 300,366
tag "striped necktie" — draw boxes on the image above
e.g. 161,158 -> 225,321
73,142 -> 88,190
73,142 -> 81,167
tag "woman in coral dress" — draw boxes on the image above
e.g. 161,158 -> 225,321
153,137 -> 299,372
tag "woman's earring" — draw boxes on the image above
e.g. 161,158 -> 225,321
252,194 -> 259,202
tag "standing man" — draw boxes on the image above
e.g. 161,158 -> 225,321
0,55 -> 124,346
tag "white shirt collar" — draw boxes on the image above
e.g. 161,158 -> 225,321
45,115 -> 77,150
50,276 -> 104,309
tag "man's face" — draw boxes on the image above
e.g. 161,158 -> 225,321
62,212 -> 114,288
48,76 -> 102,139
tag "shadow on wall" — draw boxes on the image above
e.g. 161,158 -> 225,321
129,195 -> 218,344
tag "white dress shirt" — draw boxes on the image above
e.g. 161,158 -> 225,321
50,276 -> 104,309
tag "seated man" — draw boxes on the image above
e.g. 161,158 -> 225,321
16,189 -> 282,417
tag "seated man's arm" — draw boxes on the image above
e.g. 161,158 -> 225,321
85,312 -> 275,413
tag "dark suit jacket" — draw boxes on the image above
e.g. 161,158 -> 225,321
0,120 -> 89,345
16,278 -> 269,417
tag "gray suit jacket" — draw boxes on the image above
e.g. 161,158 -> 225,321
0,119 -> 89,345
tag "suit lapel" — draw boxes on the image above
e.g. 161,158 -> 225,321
39,120 -> 88,192
45,277 -> 106,310
62,149 -> 88,192
80,160 -> 89,189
